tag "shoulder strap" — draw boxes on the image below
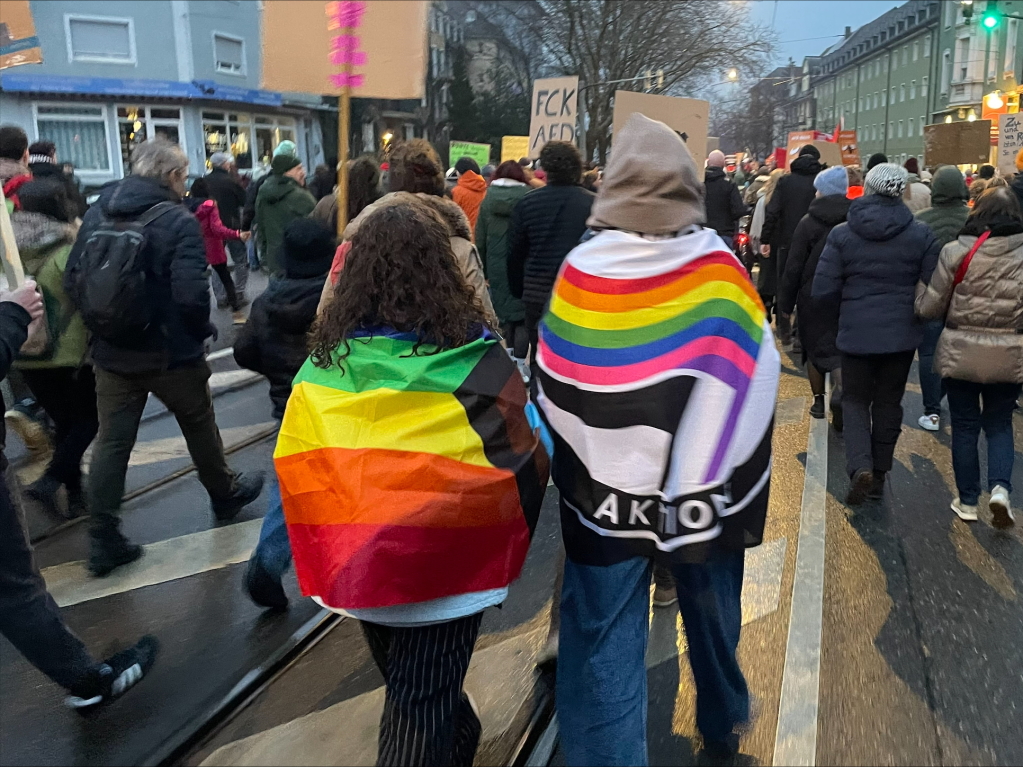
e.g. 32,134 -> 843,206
953,230 -> 989,288
137,201 -> 179,227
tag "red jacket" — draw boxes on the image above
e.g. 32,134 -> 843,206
194,199 -> 240,265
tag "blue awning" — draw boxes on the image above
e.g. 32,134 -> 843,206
0,72 -> 283,107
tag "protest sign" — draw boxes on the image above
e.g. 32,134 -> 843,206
0,0 -> 42,70
261,1 -> 427,99
997,113 -> 1023,176
501,136 -> 530,163
449,141 -> 491,170
924,121 -> 992,167
839,130 -> 860,167
611,91 -> 709,165
528,77 -> 578,158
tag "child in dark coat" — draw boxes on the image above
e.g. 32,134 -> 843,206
234,219 -> 335,419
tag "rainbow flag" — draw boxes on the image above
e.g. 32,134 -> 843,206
275,330 -> 549,610
537,229 -> 779,565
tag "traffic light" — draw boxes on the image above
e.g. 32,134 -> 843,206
982,2 -> 1001,28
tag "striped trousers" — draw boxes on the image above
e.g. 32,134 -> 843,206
361,613 -> 483,767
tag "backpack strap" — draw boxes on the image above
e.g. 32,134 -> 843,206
137,201 -> 179,227
952,230 -> 989,288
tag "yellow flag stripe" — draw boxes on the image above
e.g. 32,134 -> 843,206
274,381 -> 494,469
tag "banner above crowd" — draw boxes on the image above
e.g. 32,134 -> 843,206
611,91 -> 709,165
528,77 -> 579,159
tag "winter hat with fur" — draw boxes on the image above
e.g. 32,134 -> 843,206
864,163 -> 908,198
814,165 -> 849,197
587,113 -> 704,234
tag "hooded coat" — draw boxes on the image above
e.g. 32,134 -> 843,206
703,165 -> 747,239
10,211 -> 87,369
451,170 -> 488,234
760,153 -> 822,250
915,166 -> 969,246
475,179 -> 530,324
254,174 -> 316,275
188,198 -> 240,266
916,227 -> 1023,384
27,160 -> 88,219
903,173 -> 932,214
64,176 -> 212,374
812,194 -> 941,355
779,194 -> 851,370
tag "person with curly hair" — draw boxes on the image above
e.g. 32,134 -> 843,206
280,200 -> 548,766
506,141 -> 595,363
310,155 -> 383,233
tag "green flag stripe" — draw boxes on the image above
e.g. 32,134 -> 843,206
294,336 -> 493,394
544,297 -> 764,350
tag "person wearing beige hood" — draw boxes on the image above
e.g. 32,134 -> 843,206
536,114 -> 779,765
916,186 -> 1023,528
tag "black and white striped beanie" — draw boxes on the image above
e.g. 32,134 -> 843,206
864,163 -> 908,198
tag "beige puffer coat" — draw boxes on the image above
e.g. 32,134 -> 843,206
915,232 -> 1023,383
317,191 -> 497,325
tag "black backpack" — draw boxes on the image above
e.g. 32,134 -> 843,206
66,201 -> 177,343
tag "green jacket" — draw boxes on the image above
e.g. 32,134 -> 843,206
255,174 -> 316,275
475,180 -> 530,324
10,212 -> 88,369
915,166 -> 970,247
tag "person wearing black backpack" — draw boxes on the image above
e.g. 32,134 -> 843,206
64,139 -> 264,577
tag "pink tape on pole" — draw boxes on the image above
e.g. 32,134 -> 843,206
330,72 -> 365,89
331,33 -> 361,50
325,0 -> 366,28
330,49 -> 368,66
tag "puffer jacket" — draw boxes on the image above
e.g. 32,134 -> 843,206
915,167 -> 969,247
451,170 -> 488,234
10,211 -> 88,369
475,179 -> 530,324
813,194 -> 941,355
916,229 -> 1023,383
703,166 -> 747,239
255,174 -> 316,275
761,153 -> 822,249
317,191 -> 497,325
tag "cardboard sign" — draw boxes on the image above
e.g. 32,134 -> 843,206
611,91 -> 709,166
449,141 -> 491,170
924,121 -> 992,167
0,0 -> 42,70
997,113 -> 1023,176
528,77 -> 578,158
261,1 -> 427,99
839,130 -> 860,167
501,136 -> 530,164
784,131 -> 834,168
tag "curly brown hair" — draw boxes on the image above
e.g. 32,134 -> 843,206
310,201 -> 491,368
388,138 -> 445,196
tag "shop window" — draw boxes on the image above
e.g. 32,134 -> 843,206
65,15 -> 135,65
203,111 -> 254,171
213,33 -> 245,76
35,104 -> 111,173
117,106 -> 184,172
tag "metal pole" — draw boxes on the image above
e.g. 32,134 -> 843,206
337,88 -> 350,236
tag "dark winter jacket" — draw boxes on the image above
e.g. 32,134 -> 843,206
234,275 -> 321,418
812,194 -> 941,355
27,160 -> 87,219
915,166 -> 969,247
703,166 -> 747,239
761,154 -> 822,250
65,176 -> 213,374
241,173 -> 268,231
1010,172 -> 1023,217
0,301 -> 31,463
255,174 -> 317,276
507,184 -> 595,307
779,194 -> 850,370
203,167 -> 247,229
475,179 -> 530,324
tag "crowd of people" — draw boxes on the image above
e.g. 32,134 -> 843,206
0,109 -> 1020,767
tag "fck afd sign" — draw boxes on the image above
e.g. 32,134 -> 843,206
529,77 -> 579,159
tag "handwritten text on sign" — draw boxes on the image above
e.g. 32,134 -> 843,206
528,76 -> 579,159
997,113 -> 1023,176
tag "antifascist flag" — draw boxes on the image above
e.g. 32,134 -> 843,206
536,229 -> 780,566
275,330 -> 549,609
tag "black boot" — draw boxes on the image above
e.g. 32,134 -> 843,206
809,394 -> 826,419
867,471 -> 886,500
244,556 -> 288,610
847,468 -> 873,506
211,471 -> 266,521
24,473 -> 63,518
66,485 -> 89,519
830,402 -> 844,433
89,526 -> 143,577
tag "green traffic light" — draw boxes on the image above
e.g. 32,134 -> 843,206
983,12 -> 1000,28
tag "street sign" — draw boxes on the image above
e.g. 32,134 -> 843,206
449,141 -> 491,171
528,77 -> 579,159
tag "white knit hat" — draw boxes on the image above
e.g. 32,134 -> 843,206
864,163 -> 908,198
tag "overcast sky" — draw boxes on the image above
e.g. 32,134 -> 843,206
747,0 -> 904,66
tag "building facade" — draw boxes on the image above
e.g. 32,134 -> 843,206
0,0 -> 327,188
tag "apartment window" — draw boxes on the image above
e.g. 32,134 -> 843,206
924,33 -> 931,56
913,41 -> 919,61
892,86 -> 897,103
872,124 -> 877,141
118,106 -> 184,173
958,38 -> 970,80
921,75 -> 929,100
920,115 -> 926,133
941,49 -> 952,93
898,120 -> 904,138
910,80 -> 916,100
34,104 -> 111,173
1006,19 -> 1019,72
888,121 -> 894,138
64,14 -> 136,65
213,33 -> 245,76
883,56 -> 888,72
882,89 -> 887,107
908,118 -> 915,137
893,51 -> 898,71
903,46 -> 908,67
900,83 -> 906,102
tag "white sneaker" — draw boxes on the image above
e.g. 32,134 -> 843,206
918,414 -> 940,431
951,498 -> 978,522
989,486 -> 1015,529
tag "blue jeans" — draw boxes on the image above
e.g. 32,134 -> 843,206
251,471 -> 292,580
557,548 -> 748,766
945,378 -> 1022,505
917,321 -> 946,416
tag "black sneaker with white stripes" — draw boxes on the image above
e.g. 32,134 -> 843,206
64,636 -> 159,710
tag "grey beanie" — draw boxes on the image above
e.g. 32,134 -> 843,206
864,163 -> 908,198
